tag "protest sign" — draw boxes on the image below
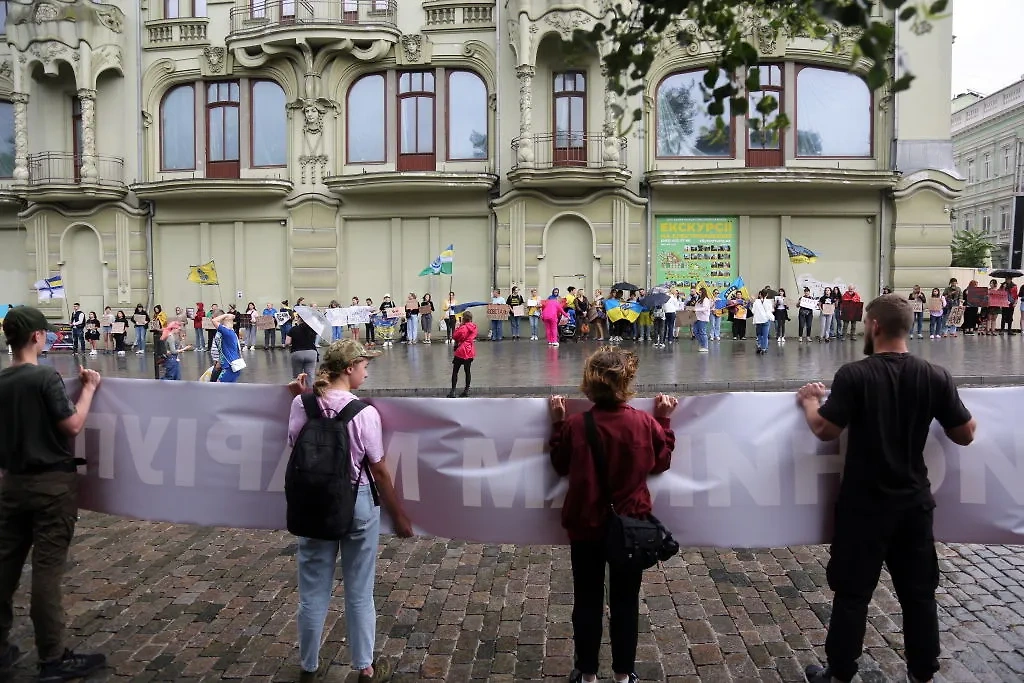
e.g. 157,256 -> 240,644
511,305 -> 526,318
274,312 -> 292,326
325,308 -> 348,327
820,303 -> 835,316
111,322 -> 126,334
256,315 -> 276,330
910,302 -> 924,314
385,307 -> 404,319
965,286 -> 989,307
799,297 -> 818,311
102,314 -> 114,326
202,317 -> 216,330
133,314 -> 148,326
840,301 -> 863,322
988,290 -> 1009,308
676,308 -> 697,326
487,304 -> 510,320
929,297 -> 944,314
946,306 -> 965,327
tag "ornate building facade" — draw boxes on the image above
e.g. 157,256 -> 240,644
0,0 -> 960,315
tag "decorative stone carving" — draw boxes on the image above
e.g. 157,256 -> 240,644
288,98 -> 337,136
11,93 -> 28,183
91,44 -> 123,80
0,61 -> 11,80
77,88 -> 97,180
141,111 -> 153,128
203,46 -> 226,74
299,155 -> 329,185
515,65 -> 535,164
488,93 -> 497,112
544,10 -> 591,40
95,6 -> 123,33
33,3 -> 59,23
600,63 -> 620,164
401,34 -> 422,63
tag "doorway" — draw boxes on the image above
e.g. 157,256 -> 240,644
63,226 -> 105,319
543,215 -> 594,296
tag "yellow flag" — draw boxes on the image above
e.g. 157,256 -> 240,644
187,260 -> 219,285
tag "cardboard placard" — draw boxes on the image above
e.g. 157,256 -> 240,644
511,305 -> 526,318
840,301 -> 863,322
419,305 -> 433,316
676,308 -> 697,326
910,301 -> 924,313
275,311 -> 292,326
526,299 -> 538,308
326,308 -> 348,326
111,322 -> 126,334
149,320 -> 162,331
256,315 -> 276,330
965,286 -> 989,307
133,314 -> 148,326
928,297 -> 944,314
487,304 -> 510,321
202,317 -> 217,330
733,307 -> 747,320
385,307 -> 404,319
988,291 -> 1010,308
101,314 -> 114,326
185,307 -> 195,320
820,303 -> 835,316
946,305 -> 965,327
799,297 -> 818,310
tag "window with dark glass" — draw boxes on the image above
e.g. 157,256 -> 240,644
165,0 -> 179,19
0,102 -> 13,177
72,96 -> 83,180
553,71 -> 585,165
206,81 -> 240,178
347,73 -> 385,163
747,65 -> 782,168
796,67 -> 871,157
398,71 -> 435,171
656,69 -> 732,158
161,84 -> 195,171
251,80 -> 286,167
447,71 -> 487,160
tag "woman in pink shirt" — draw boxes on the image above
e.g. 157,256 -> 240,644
541,288 -> 567,347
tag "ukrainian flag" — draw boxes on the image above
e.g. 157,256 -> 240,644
419,245 -> 454,276
187,260 -> 219,285
34,275 -> 66,300
785,238 -> 818,264
605,299 -> 642,323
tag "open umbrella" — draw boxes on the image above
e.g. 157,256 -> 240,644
638,292 -> 670,309
988,269 -> 1024,279
295,306 -> 330,337
611,282 -> 640,292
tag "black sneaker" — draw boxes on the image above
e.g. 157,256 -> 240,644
0,643 -> 21,672
805,664 -> 845,683
38,649 -> 106,682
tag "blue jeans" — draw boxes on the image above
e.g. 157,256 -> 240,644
529,316 -> 539,337
194,327 -> 205,350
665,312 -> 676,341
490,319 -> 503,340
280,323 -> 292,345
407,314 -> 419,342
913,312 -> 923,336
755,322 -> 770,350
710,315 -> 722,339
135,326 -> 147,349
821,314 -> 834,339
332,326 -> 342,341
694,319 -> 708,349
218,367 -> 241,383
162,356 -> 180,380
264,329 -> 276,348
71,327 -> 85,353
929,316 -> 942,336
510,316 -> 521,337
297,486 -> 380,673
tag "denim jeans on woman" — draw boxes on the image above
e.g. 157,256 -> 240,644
820,314 -> 834,339
529,316 -> 539,338
755,322 -> 771,350
694,319 -> 709,349
162,356 -> 181,380
135,325 -> 147,350
664,312 -> 676,342
297,486 -> 379,673
929,315 -> 942,336
709,314 -> 722,340
406,314 -> 419,342
913,312 -> 924,337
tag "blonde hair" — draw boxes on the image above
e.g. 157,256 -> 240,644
312,342 -> 359,396
579,346 -> 638,406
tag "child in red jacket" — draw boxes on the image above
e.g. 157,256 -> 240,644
448,311 -> 477,397
549,347 -> 678,683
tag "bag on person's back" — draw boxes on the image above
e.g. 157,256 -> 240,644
285,394 -> 377,540
584,411 -> 679,571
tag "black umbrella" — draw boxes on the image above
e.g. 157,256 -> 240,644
611,282 -> 640,291
988,269 -> 1024,279
762,288 -> 779,298
638,292 -> 670,309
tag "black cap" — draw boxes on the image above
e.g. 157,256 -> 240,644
2,307 -> 56,338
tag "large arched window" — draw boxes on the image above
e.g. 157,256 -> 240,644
796,67 -> 871,157
160,84 -> 195,171
398,71 -> 435,171
447,71 -> 487,160
251,80 -> 286,167
656,69 -> 732,158
0,102 -> 12,177
347,74 -> 385,164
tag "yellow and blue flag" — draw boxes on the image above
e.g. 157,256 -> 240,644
419,244 -> 454,276
605,299 -> 642,323
785,238 -> 818,264
34,275 -> 65,300
187,260 -> 219,285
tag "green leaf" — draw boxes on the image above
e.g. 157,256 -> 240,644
929,0 -> 949,13
703,67 -> 720,88
899,6 -> 916,21
708,100 -> 724,116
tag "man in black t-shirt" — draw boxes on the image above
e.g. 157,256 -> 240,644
797,294 -> 976,683
0,307 -> 107,681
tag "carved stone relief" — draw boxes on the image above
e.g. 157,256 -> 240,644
515,65 -> 535,163
11,93 -> 28,182
544,10 -> 592,41
288,97 -> 336,136
401,34 -> 422,63
33,3 -> 59,23
299,155 -> 329,185
0,60 -> 11,80
77,88 -> 97,179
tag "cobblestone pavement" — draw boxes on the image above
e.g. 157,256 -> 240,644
0,513 -> 1020,682
12,332 -> 1024,395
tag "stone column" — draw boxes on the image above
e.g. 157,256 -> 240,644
515,65 -> 535,166
11,93 -> 28,183
600,64 -> 620,164
77,88 -> 98,181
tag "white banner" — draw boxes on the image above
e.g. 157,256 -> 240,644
71,379 -> 1023,547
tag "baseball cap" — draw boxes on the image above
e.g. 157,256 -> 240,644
324,339 -> 381,367
2,307 -> 56,339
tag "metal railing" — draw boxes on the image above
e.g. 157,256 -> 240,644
26,153 -> 125,187
510,133 -> 628,171
229,0 -> 397,34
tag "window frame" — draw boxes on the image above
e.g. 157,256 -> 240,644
0,100 -> 13,178
654,68 -> 736,160
397,70 -> 436,171
205,80 -> 241,178
967,158 -> 976,183
1004,146 -> 1012,175
552,70 -> 587,165
981,210 -> 991,234
984,153 -> 991,179
1000,206 -> 1010,232
249,79 -> 287,168
746,64 -> 784,168
794,64 -> 873,159
159,83 -> 196,172
346,72 -> 387,165
445,69 -> 488,162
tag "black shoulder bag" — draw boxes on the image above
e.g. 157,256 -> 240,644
584,411 -> 679,572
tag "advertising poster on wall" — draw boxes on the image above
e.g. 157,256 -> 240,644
655,216 -> 738,290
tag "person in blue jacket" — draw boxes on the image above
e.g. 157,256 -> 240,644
211,312 -> 243,383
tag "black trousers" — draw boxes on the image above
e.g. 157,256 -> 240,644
451,357 -> 472,390
798,308 -> 813,337
732,318 -> 747,338
570,540 -> 643,677
825,501 -> 940,682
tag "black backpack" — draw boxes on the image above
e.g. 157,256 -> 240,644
285,393 -> 378,540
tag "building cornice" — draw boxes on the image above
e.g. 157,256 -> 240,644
324,171 -> 497,195
646,167 -> 899,191
132,178 -> 294,200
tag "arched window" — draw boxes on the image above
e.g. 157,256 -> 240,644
398,71 -> 435,171
447,71 -> 487,160
347,73 -> 385,164
0,102 -> 12,177
796,67 -> 871,157
160,84 -> 195,171
251,80 -> 286,167
656,69 -> 732,158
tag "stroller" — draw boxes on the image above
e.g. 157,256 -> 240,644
558,308 -> 578,342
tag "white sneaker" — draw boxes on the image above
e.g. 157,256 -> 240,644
136,349 -> 144,355
89,350 -> 97,357
929,335 -> 934,339
699,347 -> 709,353
117,350 -> 125,356
552,342 -> 559,347
917,334 -> 924,339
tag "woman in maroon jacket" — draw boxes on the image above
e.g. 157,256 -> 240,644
549,347 -> 678,683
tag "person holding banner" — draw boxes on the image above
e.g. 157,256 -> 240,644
983,279 -> 999,336
101,305 -> 114,354
286,341 -> 413,683
797,288 -> 815,342
797,294 -> 976,683
839,285 -> 862,340
419,294 -> 434,345
111,310 -> 128,356
927,288 -> 945,339
244,302 -> 259,350
693,287 -> 712,352
526,290 -> 541,341
818,287 -> 837,343
262,303 -> 278,349
908,286 -> 926,339
444,292 -> 458,343
278,301 -> 293,349
548,347 -> 677,683
999,279 -> 1017,335
506,287 -> 524,340
943,278 -> 963,337
591,290 -> 607,341
132,304 -> 150,354
363,299 -> 375,345
404,294 -> 420,344
488,289 -> 505,341
192,302 -> 206,352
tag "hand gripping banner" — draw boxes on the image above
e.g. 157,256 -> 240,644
71,379 -> 1023,547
